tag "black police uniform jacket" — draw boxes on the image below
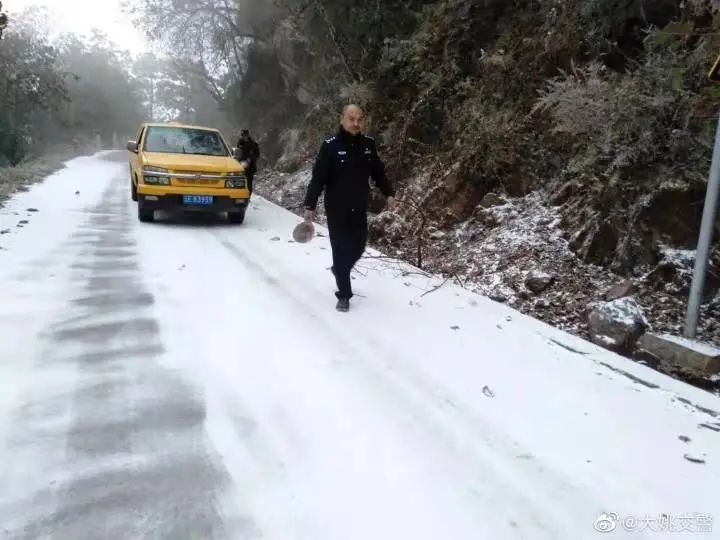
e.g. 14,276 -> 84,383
235,138 -> 260,174
303,127 -> 395,218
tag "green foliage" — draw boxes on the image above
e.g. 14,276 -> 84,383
129,52 -> 231,130
654,22 -> 694,47
56,33 -> 144,142
0,7 -> 145,164
0,1 -> 7,40
0,120 -> 25,166
0,9 -> 68,163
534,28 -> 714,184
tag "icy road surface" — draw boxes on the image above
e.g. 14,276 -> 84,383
1,152 -> 719,539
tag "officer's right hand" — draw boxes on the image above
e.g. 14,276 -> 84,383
303,209 -> 314,223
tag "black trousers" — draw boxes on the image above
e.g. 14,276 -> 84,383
246,171 -> 254,194
327,209 -> 368,300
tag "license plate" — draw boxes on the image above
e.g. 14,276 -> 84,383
183,195 -> 213,206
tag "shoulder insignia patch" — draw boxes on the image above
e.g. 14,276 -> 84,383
324,136 -> 336,144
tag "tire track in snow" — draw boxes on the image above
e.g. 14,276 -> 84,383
1,177 -> 237,539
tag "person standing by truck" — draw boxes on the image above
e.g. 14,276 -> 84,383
235,129 -> 260,195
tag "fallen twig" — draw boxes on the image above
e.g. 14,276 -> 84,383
420,276 -> 452,297
451,272 -> 467,289
351,265 -> 370,278
361,254 -> 401,261
401,269 -> 433,279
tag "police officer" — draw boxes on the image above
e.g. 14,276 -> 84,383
235,129 -> 260,194
303,104 -> 396,312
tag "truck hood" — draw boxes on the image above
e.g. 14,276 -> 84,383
142,152 -> 244,173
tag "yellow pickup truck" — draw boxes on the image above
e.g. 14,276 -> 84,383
127,123 -> 250,223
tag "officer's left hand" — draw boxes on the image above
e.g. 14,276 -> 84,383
386,196 -> 397,212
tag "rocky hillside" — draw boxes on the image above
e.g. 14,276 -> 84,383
240,0 -> 720,390
256,163 -> 720,391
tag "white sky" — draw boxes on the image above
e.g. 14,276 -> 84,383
6,0 -> 149,55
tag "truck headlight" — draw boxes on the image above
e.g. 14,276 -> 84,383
225,173 -> 246,189
143,166 -> 170,185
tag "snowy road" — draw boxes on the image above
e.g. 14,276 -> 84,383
1,152 -> 719,539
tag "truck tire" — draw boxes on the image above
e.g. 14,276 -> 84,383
138,203 -> 154,223
228,209 -> 245,224
131,177 -> 138,202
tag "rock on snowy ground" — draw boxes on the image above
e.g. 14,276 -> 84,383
586,297 -> 649,355
525,270 -> 555,294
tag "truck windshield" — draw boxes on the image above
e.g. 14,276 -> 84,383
143,127 -> 228,156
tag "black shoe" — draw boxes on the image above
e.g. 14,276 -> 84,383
336,298 -> 349,312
